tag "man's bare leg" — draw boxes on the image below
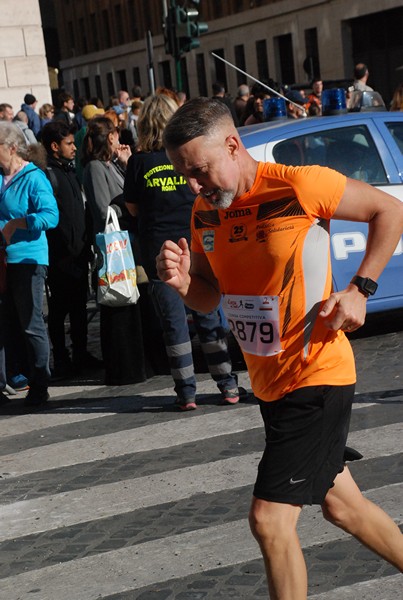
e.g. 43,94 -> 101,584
249,498 -> 307,600
322,466 -> 403,571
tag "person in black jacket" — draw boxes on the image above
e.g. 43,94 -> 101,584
41,121 -> 102,379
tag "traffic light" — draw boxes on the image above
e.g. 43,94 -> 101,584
176,5 -> 208,55
164,1 -> 208,58
164,6 -> 179,56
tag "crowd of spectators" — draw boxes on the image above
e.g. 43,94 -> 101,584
0,71 -> 402,409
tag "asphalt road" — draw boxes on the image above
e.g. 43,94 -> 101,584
0,308 -> 401,599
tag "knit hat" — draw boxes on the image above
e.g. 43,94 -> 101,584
81,105 -> 105,121
24,93 -> 37,105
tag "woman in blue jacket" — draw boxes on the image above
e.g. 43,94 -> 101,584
0,122 -> 59,408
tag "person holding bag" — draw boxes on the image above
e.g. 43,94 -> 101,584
82,116 -> 147,385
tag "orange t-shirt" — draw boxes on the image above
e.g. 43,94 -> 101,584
191,162 -> 356,402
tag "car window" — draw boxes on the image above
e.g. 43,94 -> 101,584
272,124 -> 388,185
385,122 -> 403,154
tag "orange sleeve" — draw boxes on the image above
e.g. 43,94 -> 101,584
284,165 -> 347,220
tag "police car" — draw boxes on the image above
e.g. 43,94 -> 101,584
239,109 -> 403,313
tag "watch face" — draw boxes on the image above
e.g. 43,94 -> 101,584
365,279 -> 378,294
351,276 -> 378,296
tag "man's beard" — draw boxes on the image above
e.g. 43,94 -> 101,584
202,189 -> 235,209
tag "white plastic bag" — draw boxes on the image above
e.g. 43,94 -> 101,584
96,207 -> 140,307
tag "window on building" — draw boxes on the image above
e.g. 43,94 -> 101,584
212,48 -> 227,91
213,5 -> 223,19
95,75 -> 103,104
81,77 -> 90,99
274,33 -> 295,85
304,28 -> 320,81
234,0 -> 245,12
103,10 -> 111,48
73,79 -> 79,100
132,67 -> 141,88
234,44 -> 247,85
179,57 -> 189,98
114,4 -> 123,44
159,61 -> 173,90
196,53 -> 208,96
107,72 -> 115,98
127,2 -> 139,41
67,21 -> 75,56
117,69 -> 128,91
79,18 -> 87,54
91,13 -> 99,52
256,39 -> 270,83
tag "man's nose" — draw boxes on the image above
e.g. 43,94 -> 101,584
187,177 -> 201,195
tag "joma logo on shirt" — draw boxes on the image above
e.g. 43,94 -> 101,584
224,208 -> 252,219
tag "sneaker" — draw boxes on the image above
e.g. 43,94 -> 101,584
0,391 -> 11,405
175,398 -> 197,411
8,374 -> 29,391
24,387 -> 50,408
220,386 -> 248,405
4,384 -> 17,395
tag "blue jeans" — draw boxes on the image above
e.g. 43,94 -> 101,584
5,264 -> 50,389
0,293 -> 6,391
150,279 -> 238,402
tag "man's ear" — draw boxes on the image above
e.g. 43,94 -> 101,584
50,141 -> 60,154
226,134 -> 240,159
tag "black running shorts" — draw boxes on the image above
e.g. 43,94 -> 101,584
253,384 -> 355,505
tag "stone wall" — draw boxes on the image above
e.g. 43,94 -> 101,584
0,0 -> 51,112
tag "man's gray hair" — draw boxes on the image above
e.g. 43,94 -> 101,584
163,97 -> 233,149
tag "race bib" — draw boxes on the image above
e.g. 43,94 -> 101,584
222,294 -> 282,357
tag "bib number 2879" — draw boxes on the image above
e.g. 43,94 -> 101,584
222,295 -> 282,357
228,319 -> 273,344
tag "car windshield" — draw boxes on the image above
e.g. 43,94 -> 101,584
272,124 -> 388,185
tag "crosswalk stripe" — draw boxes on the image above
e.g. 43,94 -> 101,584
0,374 -> 252,440
0,482 -> 401,600
0,409 -> 113,438
0,406 -> 263,477
0,375 -> 378,440
1,414 -> 401,480
308,573 -> 403,599
348,421 -> 403,457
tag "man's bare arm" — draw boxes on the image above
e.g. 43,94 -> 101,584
157,238 -> 221,312
320,178 -> 403,331
333,178 -> 403,280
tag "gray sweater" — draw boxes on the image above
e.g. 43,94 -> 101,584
83,159 -> 126,236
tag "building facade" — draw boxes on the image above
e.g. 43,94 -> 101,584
54,0 -> 403,106
0,0 -> 51,110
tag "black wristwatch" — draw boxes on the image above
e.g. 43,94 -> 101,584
350,275 -> 378,297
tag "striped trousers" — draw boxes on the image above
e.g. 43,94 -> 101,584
150,279 -> 238,403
